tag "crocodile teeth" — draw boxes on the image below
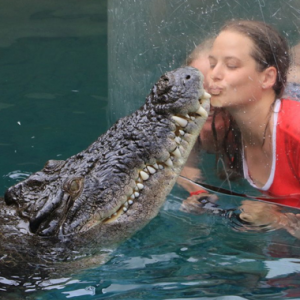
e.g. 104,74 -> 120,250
196,105 -> 208,118
179,130 -> 185,136
140,170 -> 149,180
202,91 -> 211,100
172,147 -> 181,158
147,166 -> 156,174
112,159 -> 164,219
137,183 -> 144,190
165,157 -> 173,167
175,136 -> 182,144
172,116 -> 188,128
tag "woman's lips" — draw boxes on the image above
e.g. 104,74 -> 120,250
209,87 -> 222,95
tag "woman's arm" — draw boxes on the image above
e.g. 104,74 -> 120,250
239,200 -> 300,238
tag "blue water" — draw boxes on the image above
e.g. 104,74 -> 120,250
1,1 -> 300,299
4,190 -> 299,299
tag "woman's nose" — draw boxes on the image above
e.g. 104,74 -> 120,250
209,64 -> 223,81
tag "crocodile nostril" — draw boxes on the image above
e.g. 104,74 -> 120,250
185,75 -> 191,80
4,188 -> 18,206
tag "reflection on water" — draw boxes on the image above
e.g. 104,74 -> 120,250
4,170 -> 31,182
0,0 -> 300,299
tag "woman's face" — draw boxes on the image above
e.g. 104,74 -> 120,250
207,30 -> 264,109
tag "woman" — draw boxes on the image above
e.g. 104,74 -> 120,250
184,20 -> 300,238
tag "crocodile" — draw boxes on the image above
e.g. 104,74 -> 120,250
0,66 -> 210,286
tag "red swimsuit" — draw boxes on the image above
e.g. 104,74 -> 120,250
243,99 -> 300,208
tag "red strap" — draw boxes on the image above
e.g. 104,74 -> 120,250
190,189 -> 207,196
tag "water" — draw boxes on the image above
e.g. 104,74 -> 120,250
0,0 -> 108,187
1,1 -> 300,299
3,192 -> 299,299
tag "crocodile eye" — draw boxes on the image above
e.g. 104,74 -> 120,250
63,177 -> 84,196
70,180 -> 80,192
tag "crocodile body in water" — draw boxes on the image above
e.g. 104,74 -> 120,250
0,67 -> 210,286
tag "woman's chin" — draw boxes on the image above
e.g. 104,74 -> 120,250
211,97 -> 223,107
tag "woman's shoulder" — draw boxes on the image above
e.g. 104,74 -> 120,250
280,98 -> 300,115
278,98 -> 300,139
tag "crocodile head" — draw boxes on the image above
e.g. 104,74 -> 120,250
4,67 -> 210,242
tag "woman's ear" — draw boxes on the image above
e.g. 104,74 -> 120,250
261,66 -> 277,89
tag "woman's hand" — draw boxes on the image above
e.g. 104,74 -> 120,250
281,212 -> 300,239
239,200 -> 300,238
239,200 -> 283,228
180,193 -> 219,215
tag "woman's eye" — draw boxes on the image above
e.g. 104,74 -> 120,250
227,65 -> 237,69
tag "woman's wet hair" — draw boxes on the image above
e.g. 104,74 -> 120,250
221,20 -> 290,98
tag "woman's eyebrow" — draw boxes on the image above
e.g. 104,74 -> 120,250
208,55 -> 240,61
225,56 -> 241,61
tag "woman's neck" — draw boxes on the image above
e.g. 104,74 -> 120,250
229,91 -> 277,188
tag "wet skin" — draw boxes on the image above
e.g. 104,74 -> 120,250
0,67 -> 210,282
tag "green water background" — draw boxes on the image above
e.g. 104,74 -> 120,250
0,0 -> 108,192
